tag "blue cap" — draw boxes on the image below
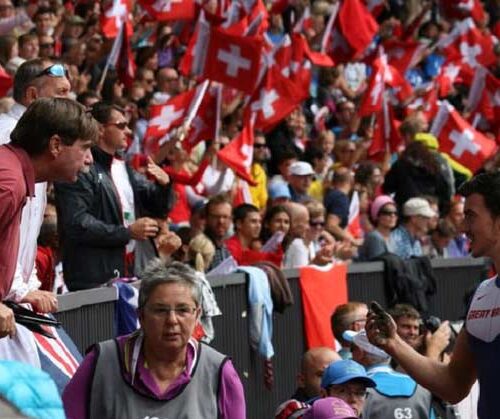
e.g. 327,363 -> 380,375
269,181 -> 292,200
321,360 -> 376,389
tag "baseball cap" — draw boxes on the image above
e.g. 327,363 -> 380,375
303,397 -> 357,419
403,197 -> 436,218
321,360 -> 376,389
275,399 -> 310,419
342,330 -> 390,361
269,181 -> 292,200
290,161 -> 314,176
370,195 -> 395,220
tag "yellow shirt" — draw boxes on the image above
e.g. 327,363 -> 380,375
249,163 -> 268,210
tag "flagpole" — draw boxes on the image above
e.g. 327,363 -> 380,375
97,23 -> 124,95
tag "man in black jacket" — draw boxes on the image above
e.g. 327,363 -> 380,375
55,102 -> 174,291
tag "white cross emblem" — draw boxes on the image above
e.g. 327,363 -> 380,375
459,42 -> 481,68
152,0 -> 181,12
150,105 -> 183,131
217,45 -> 251,77
251,89 -> 279,119
241,143 -> 253,169
444,63 -> 460,80
449,129 -> 480,158
105,0 -> 127,27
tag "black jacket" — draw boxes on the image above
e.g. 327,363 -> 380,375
54,147 -> 174,291
376,253 -> 437,317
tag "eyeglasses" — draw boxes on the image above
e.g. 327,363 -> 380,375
106,121 -> 128,130
379,210 -> 398,216
254,143 -> 267,149
145,305 -> 197,319
34,63 -> 68,79
310,221 -> 325,227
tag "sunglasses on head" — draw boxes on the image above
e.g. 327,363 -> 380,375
34,63 -> 68,79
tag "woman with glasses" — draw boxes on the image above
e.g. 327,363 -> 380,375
63,260 -> 245,419
357,195 -> 398,261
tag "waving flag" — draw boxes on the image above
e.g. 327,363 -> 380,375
101,0 -> 133,38
217,119 -> 257,185
138,0 -> 196,21
431,101 -> 497,172
203,25 -> 263,94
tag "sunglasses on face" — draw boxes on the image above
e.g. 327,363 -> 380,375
310,221 -> 325,227
254,143 -> 267,149
34,63 -> 68,79
379,210 -> 398,216
107,121 -> 128,130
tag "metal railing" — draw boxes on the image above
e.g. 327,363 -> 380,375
54,257 -> 488,419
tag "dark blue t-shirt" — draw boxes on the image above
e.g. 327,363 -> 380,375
323,189 -> 349,228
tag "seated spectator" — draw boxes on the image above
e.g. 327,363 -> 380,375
391,197 -> 436,259
188,233 -> 216,273
288,161 -> 314,203
344,330 -> 435,419
268,181 -> 292,207
320,359 -> 376,417
292,347 -> 341,402
249,130 -> 269,210
304,146 -> 329,201
283,202 -> 334,268
324,167 -> 359,245
358,196 -> 397,261
204,194 -> 233,270
331,302 -> 368,359
269,149 -> 298,184
427,219 -> 457,258
225,203 -> 281,266
305,200 -> 337,259
261,205 -> 291,246
62,260 -> 246,418
304,397 -> 357,419
444,199 -> 469,257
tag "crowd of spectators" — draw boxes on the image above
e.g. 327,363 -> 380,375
0,0 -> 498,417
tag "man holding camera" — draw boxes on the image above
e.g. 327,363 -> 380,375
367,172 -> 500,418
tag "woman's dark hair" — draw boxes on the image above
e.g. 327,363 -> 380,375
355,161 -> 379,186
400,141 -> 440,176
261,205 -> 290,243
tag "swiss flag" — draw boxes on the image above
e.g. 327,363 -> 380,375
347,191 -> 362,239
430,101 -> 497,172
291,33 -> 334,67
203,26 -> 263,94
138,0 -> 196,21
383,39 -> 426,74
369,100 -> 402,157
101,0 -> 133,39
144,88 -> 196,154
406,83 -> 438,121
440,18 -> 496,71
217,120 -> 257,185
359,51 -> 412,117
247,67 -> 304,132
440,0 -> 486,24
435,60 -> 467,97
182,86 -> 217,152
337,0 -> 378,58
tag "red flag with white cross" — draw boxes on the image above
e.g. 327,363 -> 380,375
430,101 -> 497,173
246,67 -> 304,132
138,0 -> 196,21
144,88 -> 197,154
217,119 -> 257,185
203,25 -> 263,94
101,0 -> 133,38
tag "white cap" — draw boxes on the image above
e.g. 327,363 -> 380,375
343,330 -> 390,360
403,197 -> 436,218
290,161 -> 314,176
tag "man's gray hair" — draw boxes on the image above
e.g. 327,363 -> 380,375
138,260 -> 202,308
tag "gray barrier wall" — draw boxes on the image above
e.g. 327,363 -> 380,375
54,258 -> 488,419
